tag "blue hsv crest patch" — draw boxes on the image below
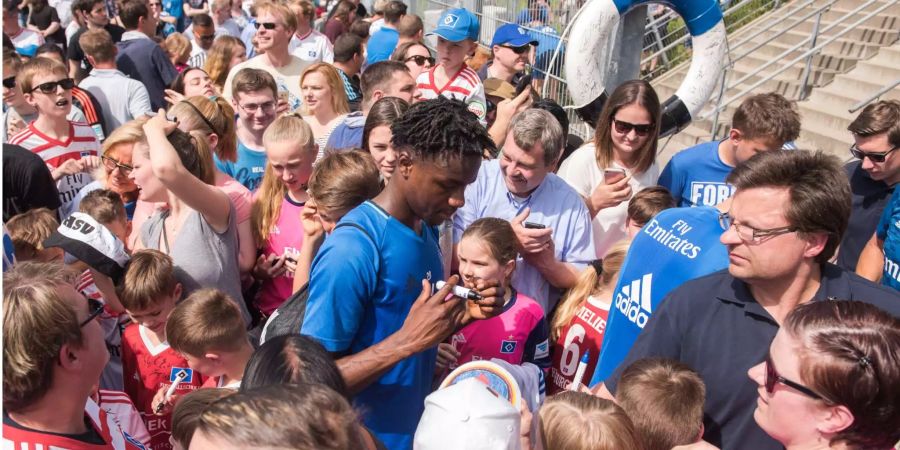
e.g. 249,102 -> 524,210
170,367 -> 193,383
500,340 -> 517,354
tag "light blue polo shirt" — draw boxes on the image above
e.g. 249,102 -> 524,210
453,159 -> 595,311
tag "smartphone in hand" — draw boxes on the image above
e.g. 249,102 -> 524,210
604,168 -> 627,184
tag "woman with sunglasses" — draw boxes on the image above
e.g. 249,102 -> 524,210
391,41 -> 433,80
747,300 -> 900,450
558,79 -> 662,257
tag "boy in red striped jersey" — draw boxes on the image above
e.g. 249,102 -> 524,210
416,8 -> 487,126
8,57 -> 101,215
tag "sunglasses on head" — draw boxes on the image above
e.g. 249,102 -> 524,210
501,44 -> 531,54
764,354 -> 822,400
850,144 -> 897,163
28,78 -> 76,94
2,76 -> 15,89
612,118 -> 653,137
254,21 -> 277,30
405,55 -> 435,67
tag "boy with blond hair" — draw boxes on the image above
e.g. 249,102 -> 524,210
416,8 -> 487,125
5,207 -> 63,263
8,57 -> 101,214
616,358 -> 707,450
118,250 -> 206,450
164,288 -> 254,391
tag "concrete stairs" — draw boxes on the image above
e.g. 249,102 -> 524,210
653,0 -> 900,165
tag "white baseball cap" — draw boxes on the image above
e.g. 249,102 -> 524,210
414,378 -> 521,450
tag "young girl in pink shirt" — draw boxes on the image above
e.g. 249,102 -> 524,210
249,114 -> 317,316
437,218 -> 551,374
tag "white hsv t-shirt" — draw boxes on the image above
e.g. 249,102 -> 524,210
289,29 -> 335,63
557,143 -> 660,257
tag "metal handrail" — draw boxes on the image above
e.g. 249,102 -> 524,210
849,78 -> 900,113
728,0 -> 833,63
727,0 -> 820,52
640,0 -> 792,66
704,0 -> 896,120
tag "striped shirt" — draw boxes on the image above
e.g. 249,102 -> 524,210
9,121 -> 100,214
2,398 -> 147,450
416,64 -> 487,126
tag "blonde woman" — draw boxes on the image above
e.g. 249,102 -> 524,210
250,114 -> 318,316
300,62 -> 350,161
128,113 -> 251,325
169,96 -> 256,275
204,36 -> 247,93
548,240 -> 630,394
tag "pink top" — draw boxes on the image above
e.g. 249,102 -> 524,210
256,193 -> 305,315
449,290 -> 551,370
128,173 -> 251,250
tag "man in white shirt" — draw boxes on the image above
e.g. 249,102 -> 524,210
187,13 -> 215,67
222,1 -> 311,112
78,29 -> 151,130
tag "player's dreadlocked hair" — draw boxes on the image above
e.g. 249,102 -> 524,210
391,97 -> 496,162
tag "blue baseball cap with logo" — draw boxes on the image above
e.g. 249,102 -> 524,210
491,23 -> 539,48
428,8 -> 480,42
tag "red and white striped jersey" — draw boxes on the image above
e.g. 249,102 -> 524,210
2,398 -> 148,450
8,121 -> 100,213
416,64 -> 487,126
96,390 -> 152,448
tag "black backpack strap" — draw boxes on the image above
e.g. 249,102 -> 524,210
333,222 -> 381,275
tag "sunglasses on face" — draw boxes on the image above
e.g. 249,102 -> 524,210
850,144 -> 897,163
29,78 -> 76,94
80,297 -> 105,327
254,22 -> 278,30
101,155 -> 134,174
2,76 -> 15,89
405,55 -> 435,67
765,354 -> 823,400
198,33 -> 216,41
612,118 -> 653,137
501,44 -> 531,54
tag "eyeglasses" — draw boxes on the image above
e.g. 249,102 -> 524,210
500,44 -> 531,54
849,144 -> 897,163
612,119 -> 653,137
101,155 -> 133,174
2,76 -> 15,89
237,100 -> 276,113
765,354 -> 822,400
28,78 -> 75,94
718,212 -> 798,244
254,22 -> 278,30
79,298 -> 105,327
405,55 -> 435,67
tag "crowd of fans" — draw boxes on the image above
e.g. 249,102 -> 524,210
2,0 -> 899,449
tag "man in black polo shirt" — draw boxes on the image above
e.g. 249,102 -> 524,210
597,150 -> 900,450
836,100 -> 899,271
